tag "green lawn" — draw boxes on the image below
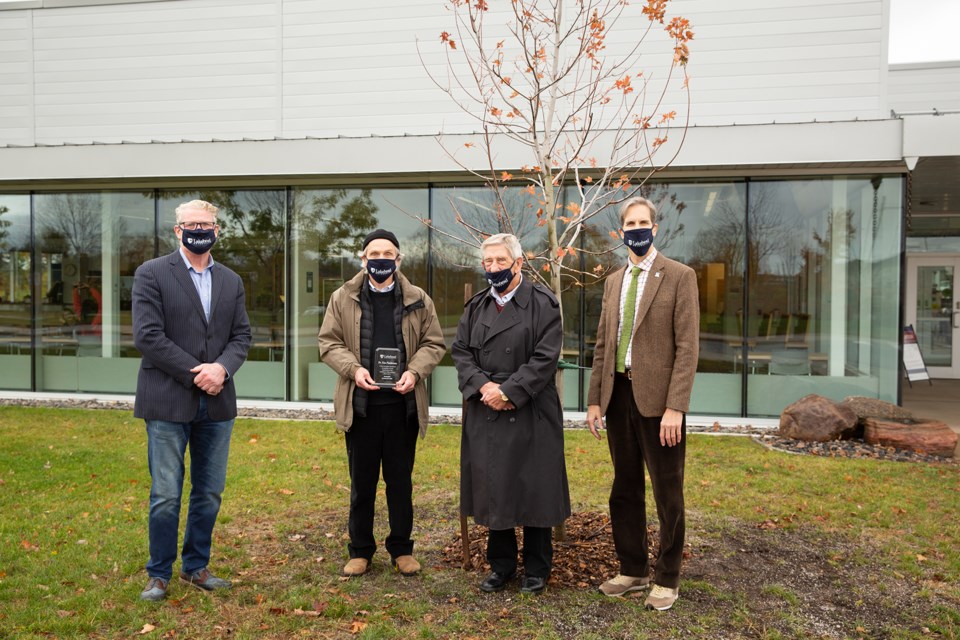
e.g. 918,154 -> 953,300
0,406 -> 957,639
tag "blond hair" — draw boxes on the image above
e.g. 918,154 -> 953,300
175,199 -> 219,224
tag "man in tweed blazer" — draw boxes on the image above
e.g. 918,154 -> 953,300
586,197 -> 699,611
132,199 -> 251,601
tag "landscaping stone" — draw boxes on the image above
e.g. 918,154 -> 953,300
778,394 -> 859,442
863,418 -> 958,458
840,396 -> 915,423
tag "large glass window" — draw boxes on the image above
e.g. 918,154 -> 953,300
745,177 -> 902,415
33,192 -> 153,393
290,187 -> 429,402
0,194 -> 32,390
158,190 -> 287,400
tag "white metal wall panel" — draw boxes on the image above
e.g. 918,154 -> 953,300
1,0 -> 889,146
888,63 -> 960,113
30,0 -> 281,144
0,10 -> 34,146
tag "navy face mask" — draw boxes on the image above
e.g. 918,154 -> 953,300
181,227 -> 217,255
485,260 -> 517,293
366,258 -> 397,284
622,227 -> 654,257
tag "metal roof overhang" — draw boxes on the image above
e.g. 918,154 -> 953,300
0,119 -> 912,189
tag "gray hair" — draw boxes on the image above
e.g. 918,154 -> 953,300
175,199 -> 219,224
480,233 -> 523,260
619,196 -> 658,225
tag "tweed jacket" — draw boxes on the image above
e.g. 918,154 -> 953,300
317,270 -> 446,437
132,249 -> 252,422
587,251 -> 700,416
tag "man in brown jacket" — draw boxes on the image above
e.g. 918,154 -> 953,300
318,229 -> 445,578
586,197 -> 699,611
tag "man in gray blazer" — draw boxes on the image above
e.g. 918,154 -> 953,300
133,199 -> 252,601
587,197 -> 699,611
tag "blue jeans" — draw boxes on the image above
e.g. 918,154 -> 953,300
145,397 -> 234,581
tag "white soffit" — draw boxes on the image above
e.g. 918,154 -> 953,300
902,113 -> 960,158
0,120 -> 905,183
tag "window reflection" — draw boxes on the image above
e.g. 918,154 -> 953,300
290,187 -> 429,402
32,192 -> 153,392
0,195 -> 31,390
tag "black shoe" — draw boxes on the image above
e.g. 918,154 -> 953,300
480,570 -> 516,593
520,575 -> 547,595
179,568 -> 232,591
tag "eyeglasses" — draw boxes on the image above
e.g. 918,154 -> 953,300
178,222 -> 217,231
482,257 -> 515,269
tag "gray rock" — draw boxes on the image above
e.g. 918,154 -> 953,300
841,396 -> 915,423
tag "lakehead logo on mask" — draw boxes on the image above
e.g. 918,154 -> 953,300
366,258 -> 397,284
622,227 -> 653,257
181,228 -> 217,255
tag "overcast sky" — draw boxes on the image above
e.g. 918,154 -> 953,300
889,0 -> 960,64
0,0 -> 957,64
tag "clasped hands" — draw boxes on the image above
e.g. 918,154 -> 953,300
353,367 -> 417,394
192,362 -> 228,396
479,381 -> 515,411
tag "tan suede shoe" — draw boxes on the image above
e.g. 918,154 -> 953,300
392,555 -> 421,576
598,574 -> 650,597
342,558 -> 369,577
644,584 -> 680,610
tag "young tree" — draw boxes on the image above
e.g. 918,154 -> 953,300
421,0 -> 693,298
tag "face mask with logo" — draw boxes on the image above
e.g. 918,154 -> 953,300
366,258 -> 397,284
181,227 -> 217,255
622,227 -> 653,257
485,259 -> 517,293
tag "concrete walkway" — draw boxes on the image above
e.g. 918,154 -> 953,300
902,378 -> 960,434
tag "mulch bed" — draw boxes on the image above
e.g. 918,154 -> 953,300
439,511 -> 671,589
756,435 -> 958,465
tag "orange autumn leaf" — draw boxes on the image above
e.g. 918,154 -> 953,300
439,32 -> 457,50
500,171 -> 514,181
490,107 -> 502,117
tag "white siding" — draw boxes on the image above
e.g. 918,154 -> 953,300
0,0 -> 889,145
0,10 -> 34,145
888,63 -> 960,113
30,0 -> 281,144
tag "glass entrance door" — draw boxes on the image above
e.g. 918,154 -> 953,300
906,256 -> 960,378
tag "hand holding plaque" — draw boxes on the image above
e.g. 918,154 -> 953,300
373,347 -> 401,388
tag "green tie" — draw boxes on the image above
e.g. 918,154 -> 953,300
615,267 -> 641,372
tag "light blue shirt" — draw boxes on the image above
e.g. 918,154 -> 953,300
179,249 -> 214,322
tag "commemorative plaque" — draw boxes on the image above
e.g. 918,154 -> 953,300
374,347 -> 401,388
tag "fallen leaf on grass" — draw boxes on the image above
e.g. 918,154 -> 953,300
292,608 -> 321,617
278,489 -> 294,495
56,610 -> 75,618
349,620 -> 368,634
138,623 -> 156,635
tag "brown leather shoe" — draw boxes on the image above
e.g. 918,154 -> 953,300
392,555 -> 421,576
342,558 -> 369,577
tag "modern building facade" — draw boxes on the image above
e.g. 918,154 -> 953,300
1,0 -> 958,418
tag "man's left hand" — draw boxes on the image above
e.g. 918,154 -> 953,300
394,371 -> 417,394
192,362 -> 227,396
660,408 -> 684,447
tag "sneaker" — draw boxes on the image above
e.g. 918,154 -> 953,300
644,584 -> 679,610
179,568 -> 232,591
139,577 -> 168,601
342,557 -> 369,577
391,555 -> 421,576
598,574 -> 650,597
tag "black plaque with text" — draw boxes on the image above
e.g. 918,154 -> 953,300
374,347 -> 401,388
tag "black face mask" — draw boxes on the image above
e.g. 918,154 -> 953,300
181,227 -> 217,255
366,258 -> 397,284
485,259 -> 517,293
622,227 -> 653,257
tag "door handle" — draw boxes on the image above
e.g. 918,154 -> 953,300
955,310 -> 960,330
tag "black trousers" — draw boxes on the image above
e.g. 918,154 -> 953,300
605,375 -> 686,588
344,400 -> 419,560
487,526 -> 553,579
